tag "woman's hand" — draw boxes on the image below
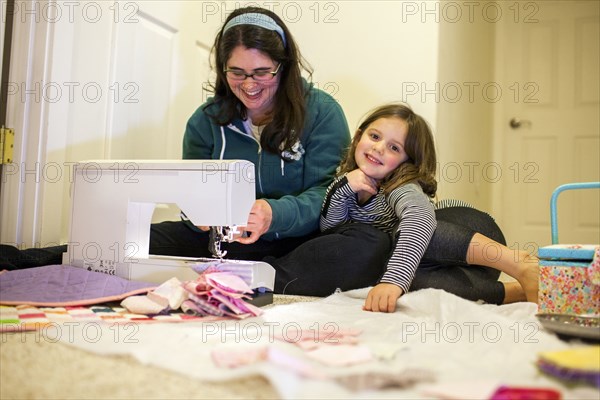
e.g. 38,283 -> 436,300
235,199 -> 272,245
346,169 -> 379,196
363,283 -> 403,313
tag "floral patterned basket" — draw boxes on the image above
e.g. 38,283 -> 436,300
538,245 -> 600,315
538,183 -> 600,316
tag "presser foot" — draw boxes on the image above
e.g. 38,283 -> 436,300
209,227 -> 227,259
209,226 -> 244,259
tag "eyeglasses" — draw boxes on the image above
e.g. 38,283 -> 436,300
223,63 -> 281,81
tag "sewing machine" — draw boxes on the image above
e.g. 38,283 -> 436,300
62,160 -> 275,303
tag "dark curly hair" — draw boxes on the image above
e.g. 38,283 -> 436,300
205,6 -> 313,157
338,103 -> 437,198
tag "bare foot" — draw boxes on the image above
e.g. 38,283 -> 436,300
514,252 -> 539,304
503,281 -> 526,304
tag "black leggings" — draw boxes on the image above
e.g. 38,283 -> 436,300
269,207 -> 507,304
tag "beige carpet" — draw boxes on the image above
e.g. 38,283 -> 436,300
0,295 -> 318,400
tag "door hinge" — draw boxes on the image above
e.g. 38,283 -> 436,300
1,127 -> 14,164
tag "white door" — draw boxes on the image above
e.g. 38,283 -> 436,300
496,0 -> 600,249
1,0 -> 219,247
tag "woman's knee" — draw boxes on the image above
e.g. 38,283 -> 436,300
334,223 -> 393,253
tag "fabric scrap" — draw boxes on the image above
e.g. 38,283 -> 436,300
421,380 -> 501,400
182,272 -> 262,318
147,277 -> 188,309
275,328 -> 362,350
537,346 -> 600,387
335,369 -> 435,391
120,295 -> 167,315
0,304 -> 208,332
305,344 -> 373,367
211,346 -> 268,368
205,272 -> 253,299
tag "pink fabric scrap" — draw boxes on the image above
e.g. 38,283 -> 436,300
275,328 -> 363,350
205,272 -> 253,298
182,270 -> 262,318
305,344 -> 373,367
211,346 -> 268,368
211,345 -> 326,379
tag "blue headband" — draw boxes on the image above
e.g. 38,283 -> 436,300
223,12 -> 287,48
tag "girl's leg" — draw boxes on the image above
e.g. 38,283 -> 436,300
467,233 -> 539,303
416,207 -> 538,305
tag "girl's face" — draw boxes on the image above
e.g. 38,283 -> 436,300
354,117 -> 410,181
225,46 -> 281,122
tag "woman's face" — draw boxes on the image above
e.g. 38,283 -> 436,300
354,117 -> 410,181
225,46 -> 281,122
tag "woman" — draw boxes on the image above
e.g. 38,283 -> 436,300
149,6 -> 350,260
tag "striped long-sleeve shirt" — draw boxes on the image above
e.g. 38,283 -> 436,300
320,176 -> 437,293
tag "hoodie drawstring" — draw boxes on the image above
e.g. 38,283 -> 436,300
219,126 -> 226,160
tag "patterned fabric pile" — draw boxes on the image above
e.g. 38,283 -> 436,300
0,304 -> 207,332
121,267 -> 263,319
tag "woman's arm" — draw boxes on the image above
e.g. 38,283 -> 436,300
182,104 -> 216,160
266,88 -> 350,238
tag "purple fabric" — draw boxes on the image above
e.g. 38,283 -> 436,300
0,265 -> 155,306
537,360 -> 600,388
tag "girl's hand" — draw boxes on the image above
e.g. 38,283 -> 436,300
363,283 -> 404,313
235,199 -> 272,245
346,169 -> 379,196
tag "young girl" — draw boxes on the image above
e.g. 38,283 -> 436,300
269,103 -> 539,312
320,103 -> 438,312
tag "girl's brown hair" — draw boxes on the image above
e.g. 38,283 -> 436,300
205,6 -> 313,157
338,103 -> 437,197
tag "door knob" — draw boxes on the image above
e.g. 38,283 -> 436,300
509,118 -> 532,129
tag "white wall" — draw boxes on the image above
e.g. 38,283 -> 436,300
435,10 -> 495,211
291,1 -> 440,131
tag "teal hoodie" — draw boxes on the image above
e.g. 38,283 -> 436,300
182,81 -> 350,241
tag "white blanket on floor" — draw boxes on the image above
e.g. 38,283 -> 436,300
57,288 -> 598,399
